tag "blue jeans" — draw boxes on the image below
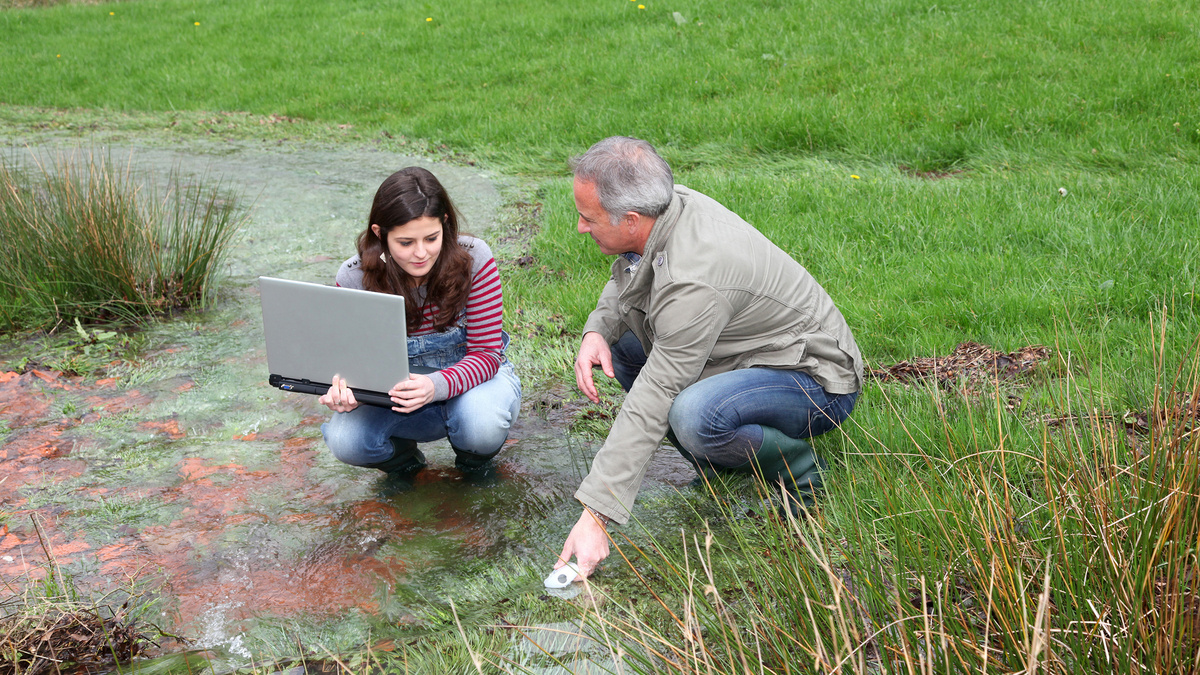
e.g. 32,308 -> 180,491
321,326 -> 522,466
610,331 -> 857,469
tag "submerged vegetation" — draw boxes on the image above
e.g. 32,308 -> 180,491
0,150 -> 244,331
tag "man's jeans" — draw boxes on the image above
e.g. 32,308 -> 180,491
321,326 -> 521,466
610,331 -> 857,469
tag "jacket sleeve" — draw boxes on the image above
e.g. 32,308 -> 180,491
574,281 -> 733,523
581,278 -> 623,343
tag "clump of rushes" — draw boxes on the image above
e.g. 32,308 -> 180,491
548,333 -> 1200,674
0,149 -> 244,331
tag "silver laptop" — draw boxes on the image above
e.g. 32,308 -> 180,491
259,276 -> 425,409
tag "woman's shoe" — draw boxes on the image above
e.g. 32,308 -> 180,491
453,445 -> 500,472
364,437 -> 427,475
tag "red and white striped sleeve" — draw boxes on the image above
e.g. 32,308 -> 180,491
437,255 -> 505,398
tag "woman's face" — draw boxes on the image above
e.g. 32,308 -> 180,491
373,216 -> 444,282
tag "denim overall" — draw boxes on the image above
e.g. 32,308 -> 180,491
321,322 -> 521,467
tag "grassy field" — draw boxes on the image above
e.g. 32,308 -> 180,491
2,0 -> 1199,672
0,0 -> 1196,172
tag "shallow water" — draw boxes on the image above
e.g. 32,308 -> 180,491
0,136 -> 696,665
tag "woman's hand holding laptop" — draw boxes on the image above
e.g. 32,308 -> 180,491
387,374 -> 436,414
319,374 -> 437,415
319,375 -> 360,413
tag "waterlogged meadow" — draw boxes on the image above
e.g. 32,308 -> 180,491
0,0 -> 1198,672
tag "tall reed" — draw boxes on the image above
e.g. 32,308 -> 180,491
0,149 -> 244,331
546,331 -> 1199,674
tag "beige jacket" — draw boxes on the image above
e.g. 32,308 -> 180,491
576,186 -> 863,523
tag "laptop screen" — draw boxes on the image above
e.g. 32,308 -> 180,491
259,276 -> 410,395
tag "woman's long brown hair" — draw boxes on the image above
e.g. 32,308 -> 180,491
356,167 -> 472,332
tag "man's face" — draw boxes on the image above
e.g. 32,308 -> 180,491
573,178 -> 630,256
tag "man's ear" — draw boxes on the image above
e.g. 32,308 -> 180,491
622,212 -> 641,232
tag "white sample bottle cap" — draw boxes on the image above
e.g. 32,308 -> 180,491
544,563 -> 581,589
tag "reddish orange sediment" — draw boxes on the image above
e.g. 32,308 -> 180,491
30,369 -> 60,383
138,419 -> 186,440
83,389 -> 154,415
0,364 -> 478,631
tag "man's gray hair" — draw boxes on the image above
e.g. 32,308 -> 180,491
572,136 -> 674,225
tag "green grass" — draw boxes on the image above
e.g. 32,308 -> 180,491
507,162 -> 1199,372
0,0 -> 1196,173
3,0 -> 1200,671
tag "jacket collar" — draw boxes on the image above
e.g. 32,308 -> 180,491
616,189 -> 683,309
641,188 -> 683,260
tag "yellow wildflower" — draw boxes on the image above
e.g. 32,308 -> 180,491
194,21 -> 200,25
638,3 -> 645,7
426,17 -> 433,21
851,174 -> 860,180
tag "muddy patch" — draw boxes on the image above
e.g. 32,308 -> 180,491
868,341 -> 1051,395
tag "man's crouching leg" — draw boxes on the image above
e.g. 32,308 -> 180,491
666,368 -> 858,514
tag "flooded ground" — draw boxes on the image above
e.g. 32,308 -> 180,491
0,136 -> 697,666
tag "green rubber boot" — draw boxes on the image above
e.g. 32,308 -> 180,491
364,437 -> 427,476
750,426 -> 826,515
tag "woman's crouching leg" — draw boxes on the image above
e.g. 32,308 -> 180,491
321,404 -> 407,467
445,362 -> 522,465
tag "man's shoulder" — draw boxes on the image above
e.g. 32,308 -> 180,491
668,190 -> 759,253
672,187 -> 755,236
656,187 -> 788,287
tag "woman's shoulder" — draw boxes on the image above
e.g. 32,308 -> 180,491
335,254 -> 365,289
457,235 -> 493,257
457,236 -> 496,276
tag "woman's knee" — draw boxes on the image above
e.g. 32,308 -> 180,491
447,406 -> 514,454
446,368 -> 520,454
321,413 -> 390,466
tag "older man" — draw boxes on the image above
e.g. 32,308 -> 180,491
556,136 -> 863,577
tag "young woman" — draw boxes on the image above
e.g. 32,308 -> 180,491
319,166 -> 521,474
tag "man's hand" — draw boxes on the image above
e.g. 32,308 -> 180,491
556,508 -> 611,578
319,375 -> 359,413
389,374 -> 436,413
574,332 -> 614,403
